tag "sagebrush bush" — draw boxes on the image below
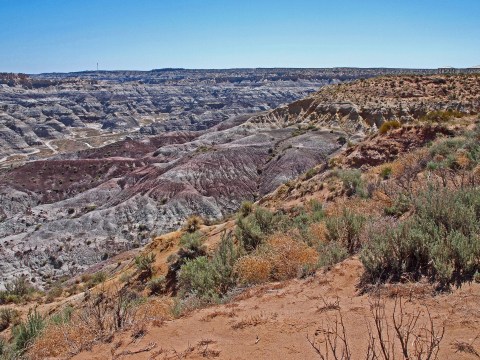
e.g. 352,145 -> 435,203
12,310 -> 45,353
211,231 -> 243,294
177,231 -> 241,300
420,109 -> 465,123
85,271 -> 106,289
334,169 -> 367,197
384,193 -> 411,217
147,276 -> 166,295
326,208 -> 366,254
317,241 -> 349,268
236,206 -> 284,251
362,187 -> 480,287
177,256 -> 217,300
183,215 -> 203,233
179,231 -> 205,252
378,120 -> 401,134
135,253 -> 156,280
0,275 -> 36,304
0,309 -> 20,332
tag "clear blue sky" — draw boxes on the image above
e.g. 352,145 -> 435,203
1,0 -> 479,73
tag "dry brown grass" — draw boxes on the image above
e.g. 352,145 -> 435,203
231,313 -> 270,330
29,287 -> 163,359
265,235 -> 318,280
28,319 -> 96,359
201,310 -> 237,322
235,234 -> 318,284
235,256 -> 272,285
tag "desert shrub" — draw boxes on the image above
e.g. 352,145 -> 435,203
177,257 -> 217,300
290,202 -> 325,238
429,137 -> 466,158
304,168 -> 318,180
362,187 -> 480,287
235,256 -> 272,285
421,109 -> 465,123
177,231 -> 241,300
379,120 -> 401,134
165,232 -> 207,294
0,276 -> 36,305
179,231 -> 205,252
211,231 -> 242,294
147,276 -> 166,295
384,193 -> 411,217
29,288 -> 139,359
380,166 -> 392,179
49,306 -> 73,326
238,201 -> 254,218
235,206 -> 284,251
86,271 -> 106,289
12,310 -> 45,353
235,235 -> 317,284
317,241 -> 349,268
135,253 -> 156,280
334,169 -> 367,197
0,309 -> 20,332
326,209 -> 366,254
45,285 -> 63,303
183,215 -> 203,233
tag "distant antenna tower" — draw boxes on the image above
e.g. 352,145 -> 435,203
97,62 -> 99,71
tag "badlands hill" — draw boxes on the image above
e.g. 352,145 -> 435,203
0,74 -> 480,288
0,74 -> 479,359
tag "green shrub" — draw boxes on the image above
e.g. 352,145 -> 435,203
420,109 -> 465,123
177,231 -> 241,301
304,168 -> 317,180
429,137 -> 466,158
378,120 -> 401,134
12,310 -> 44,353
362,187 -> 480,288
380,166 -> 392,179
147,276 -> 166,295
134,253 -> 156,280
236,207 -> 283,251
179,232 -> 205,252
334,169 -> 367,197
86,271 -> 107,288
326,209 -> 366,254
178,256 -> 217,300
317,241 -> 349,268
238,201 -> 254,218
49,306 -> 73,326
45,285 -> 63,303
211,231 -> 242,294
384,193 -> 411,217
0,276 -> 36,305
0,309 -> 20,332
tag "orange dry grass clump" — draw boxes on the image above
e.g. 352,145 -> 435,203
265,235 -> 318,280
235,256 -> 272,284
235,235 -> 318,284
28,321 -> 96,359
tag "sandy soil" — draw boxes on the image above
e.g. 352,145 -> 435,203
71,258 -> 480,360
